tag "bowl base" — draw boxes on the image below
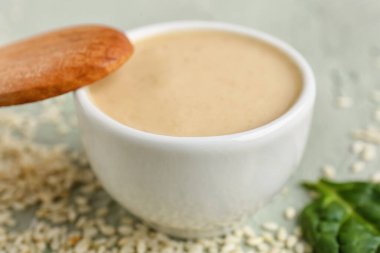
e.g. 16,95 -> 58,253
144,219 -> 243,239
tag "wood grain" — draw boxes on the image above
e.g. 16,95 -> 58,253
0,25 -> 133,106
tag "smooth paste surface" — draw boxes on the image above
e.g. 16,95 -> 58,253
90,30 -> 302,136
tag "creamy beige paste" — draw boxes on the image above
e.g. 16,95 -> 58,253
89,30 -> 302,137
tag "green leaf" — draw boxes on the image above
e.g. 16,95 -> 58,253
300,179 -> 380,253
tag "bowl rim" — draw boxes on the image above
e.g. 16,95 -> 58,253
75,20 -> 316,144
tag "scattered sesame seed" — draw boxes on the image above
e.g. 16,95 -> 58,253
99,224 -> 116,236
276,228 -> 288,242
351,161 -> 366,173
352,128 -> 380,144
261,222 -> 279,232
322,164 -> 336,179
286,235 -> 298,248
74,196 -> 87,206
335,96 -> 353,109
247,237 -> 264,247
371,172 -> 380,183
188,244 -> 204,253
294,242 -> 306,253
74,239 -> 90,253
256,242 -> 269,252
226,235 -> 241,244
351,141 -> 365,155
262,232 -> 275,244
118,225 -> 133,236
284,207 -> 297,220
0,95 -> 316,253
221,243 -> 235,253
136,239 -> 146,253
360,144 -> 377,161
242,225 -> 256,239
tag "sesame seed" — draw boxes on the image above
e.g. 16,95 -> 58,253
247,237 -> 264,246
294,243 -> 305,253
137,239 -> 147,253
351,161 -> 366,173
226,235 -> 241,244
322,164 -> 336,179
188,244 -> 204,253
160,247 -> 174,253
284,207 -> 297,220
118,225 -> 133,236
286,235 -> 298,248
261,222 -> 279,232
351,141 -> 365,154
256,242 -> 269,252
83,227 -> 98,239
360,144 -> 377,161
335,96 -> 353,109
98,224 -> 116,236
371,172 -> 380,183
262,232 -> 275,244
232,228 -> 244,238
242,225 -> 256,238
74,239 -> 90,253
276,228 -> 288,242
352,128 -> 380,144
68,234 -> 81,247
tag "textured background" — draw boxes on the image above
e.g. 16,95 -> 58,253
0,0 -> 379,230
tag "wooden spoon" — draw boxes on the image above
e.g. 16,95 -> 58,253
0,25 -> 133,106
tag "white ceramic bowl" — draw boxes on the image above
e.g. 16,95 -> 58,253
74,21 -> 316,238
